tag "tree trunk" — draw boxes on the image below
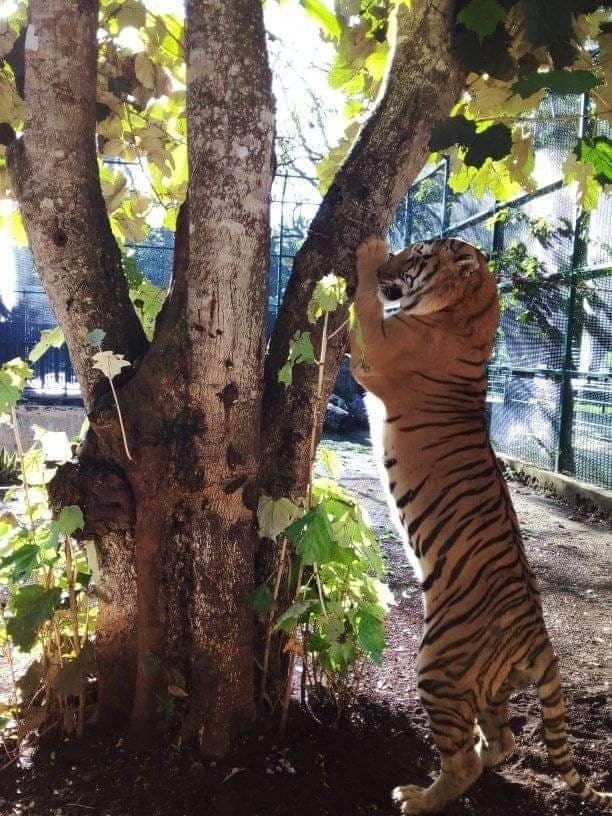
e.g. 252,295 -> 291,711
10,0 -> 273,756
256,0 -> 466,693
262,0 -> 466,500
9,0 -> 470,756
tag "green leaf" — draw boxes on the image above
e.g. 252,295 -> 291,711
562,153 -> 600,212
278,331 -> 317,388
250,584 -> 274,614
275,600 -> 318,634
134,52 -> 155,90
365,46 -> 389,82
300,0 -> 341,39
0,544 -> 39,582
22,448 -> 55,486
512,69 -> 601,99
348,304 -> 365,350
51,641 -> 96,696
57,505 -> 84,536
130,278 -> 166,340
257,495 -> 301,539
307,274 -> 347,323
6,585 -> 62,652
429,116 -> 477,152
286,507 -> 334,565
464,123 -> 513,168
457,0 -> 506,42
318,447 -> 342,479
0,372 -> 21,417
575,136 -> 612,185
352,609 -> 385,665
92,350 -> 131,380
87,329 -> 107,347
115,0 -> 146,30
28,327 -> 65,363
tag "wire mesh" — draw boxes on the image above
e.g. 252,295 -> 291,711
0,95 -> 610,489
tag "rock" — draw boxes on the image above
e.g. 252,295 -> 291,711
324,402 -> 349,431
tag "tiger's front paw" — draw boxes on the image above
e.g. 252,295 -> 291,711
356,236 -> 391,289
392,784 -> 437,815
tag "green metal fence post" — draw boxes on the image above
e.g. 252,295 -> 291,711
556,94 -> 593,476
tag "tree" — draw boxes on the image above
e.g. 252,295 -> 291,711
0,0 -> 609,757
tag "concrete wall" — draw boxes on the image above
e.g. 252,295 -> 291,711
0,404 -> 86,455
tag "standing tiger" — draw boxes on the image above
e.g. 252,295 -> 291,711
349,236 -> 611,814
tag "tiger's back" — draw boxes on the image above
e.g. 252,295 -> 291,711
350,236 -> 610,815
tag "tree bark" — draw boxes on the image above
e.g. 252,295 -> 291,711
5,0 -> 146,724
163,0 -> 274,754
256,0 -> 466,697
9,0 -> 274,755
7,0 -> 148,409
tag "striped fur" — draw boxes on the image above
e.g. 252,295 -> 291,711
350,237 -> 611,815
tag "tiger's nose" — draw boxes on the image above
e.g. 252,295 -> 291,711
381,284 -> 403,301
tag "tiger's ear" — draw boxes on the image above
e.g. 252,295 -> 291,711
455,257 -> 480,277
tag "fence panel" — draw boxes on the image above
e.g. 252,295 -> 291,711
0,95 -> 610,488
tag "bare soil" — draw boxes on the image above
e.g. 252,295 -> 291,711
1,438 -> 610,816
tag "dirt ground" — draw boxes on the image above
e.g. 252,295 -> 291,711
1,438 -> 610,816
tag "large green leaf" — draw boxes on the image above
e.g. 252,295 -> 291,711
275,600 -> 319,634
457,0 -> 506,42
250,584 -> 274,614
301,0 -> 341,39
278,331 -> 317,388
0,372 -> 21,418
307,273 -> 347,323
352,609 -> 385,665
257,495 -> 301,539
286,506 -> 334,565
57,505 -> 85,536
512,69 -> 601,99
465,123 -> 513,168
28,327 -> 65,363
575,136 -> 612,185
429,116 -> 477,152
7,585 -> 62,652
0,543 -> 39,582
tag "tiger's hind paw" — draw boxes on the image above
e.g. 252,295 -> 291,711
477,727 -> 516,768
392,784 -> 437,815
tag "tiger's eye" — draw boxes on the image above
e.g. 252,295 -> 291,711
381,284 -> 403,301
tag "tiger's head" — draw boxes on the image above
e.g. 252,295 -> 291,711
376,238 -> 493,317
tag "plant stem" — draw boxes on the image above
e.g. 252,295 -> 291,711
64,536 -> 81,655
108,376 -> 133,461
260,537 -> 288,707
10,407 -> 36,536
280,310 -> 330,735
308,311 -> 329,508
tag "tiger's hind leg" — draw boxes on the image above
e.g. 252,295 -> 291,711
393,696 -> 483,814
477,696 -> 516,768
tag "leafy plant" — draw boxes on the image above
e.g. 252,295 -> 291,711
0,346 -> 97,761
0,447 -> 19,486
255,273 -> 390,726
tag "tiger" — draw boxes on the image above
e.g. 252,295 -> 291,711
349,236 -> 611,815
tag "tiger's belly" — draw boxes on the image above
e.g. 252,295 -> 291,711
380,421 -> 545,700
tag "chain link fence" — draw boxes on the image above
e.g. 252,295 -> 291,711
0,95 -> 610,488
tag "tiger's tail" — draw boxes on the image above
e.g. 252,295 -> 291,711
537,653 -> 611,808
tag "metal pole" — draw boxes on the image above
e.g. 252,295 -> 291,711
556,93 -> 592,475
440,155 -> 450,236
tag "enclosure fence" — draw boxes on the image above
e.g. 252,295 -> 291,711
0,94 -> 610,489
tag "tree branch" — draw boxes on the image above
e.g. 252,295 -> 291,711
262,0 -> 467,498
7,0 -> 148,410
